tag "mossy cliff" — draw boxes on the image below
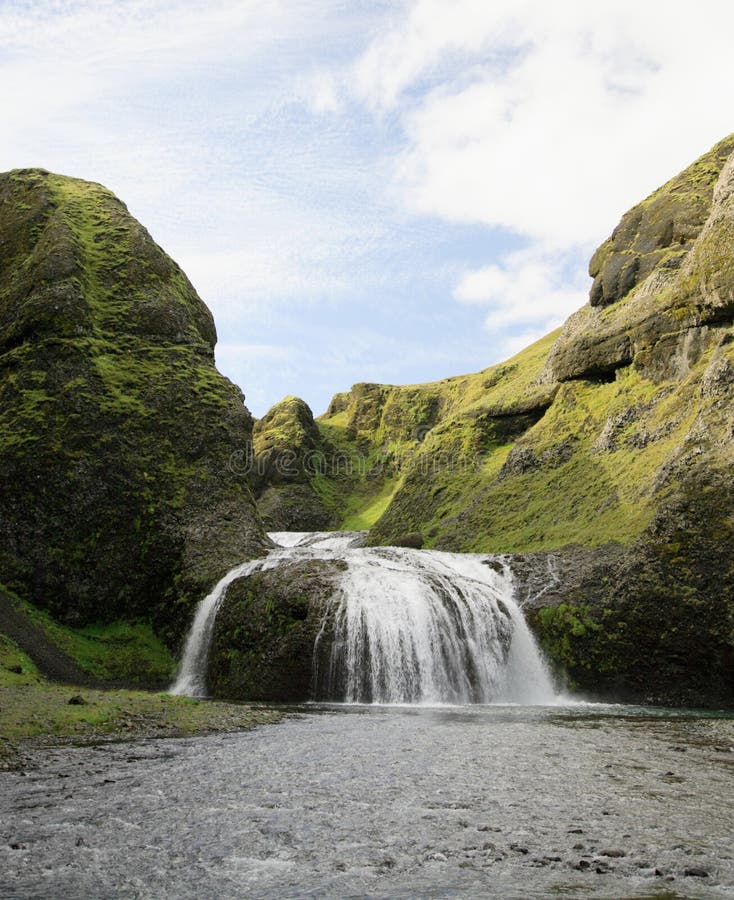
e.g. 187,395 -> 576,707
249,137 -> 734,706
317,336 -> 559,544
0,169 -> 266,656
249,395 -> 336,530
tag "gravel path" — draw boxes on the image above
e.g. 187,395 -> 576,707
0,588 -> 92,685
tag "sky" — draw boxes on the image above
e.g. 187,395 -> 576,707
2,0 -> 734,416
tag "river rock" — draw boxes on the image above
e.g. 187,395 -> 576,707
208,557 -> 346,701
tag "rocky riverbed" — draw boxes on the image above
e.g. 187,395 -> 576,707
0,680 -> 283,773
2,703 -> 733,898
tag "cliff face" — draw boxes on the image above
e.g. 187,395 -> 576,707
259,137 -> 734,705
0,169 -> 266,649
250,396 -> 335,530
547,134 -> 734,382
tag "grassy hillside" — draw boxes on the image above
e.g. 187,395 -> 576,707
1,584 -> 174,685
371,337 -> 732,553
293,136 -> 734,558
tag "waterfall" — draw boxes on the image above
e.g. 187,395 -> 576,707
170,532 -> 557,705
313,545 -> 555,704
169,559 -> 262,697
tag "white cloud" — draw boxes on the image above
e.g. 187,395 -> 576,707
0,1 -> 290,133
454,249 -> 587,334
300,70 -> 343,114
351,0 -> 734,348
361,1 -> 734,243
354,0 -> 530,111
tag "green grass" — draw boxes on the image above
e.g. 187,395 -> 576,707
52,620 -> 175,684
5,587 -> 175,684
0,634 -> 281,759
0,634 -> 42,688
341,477 -> 401,531
438,367 -> 702,553
0,634 -> 282,767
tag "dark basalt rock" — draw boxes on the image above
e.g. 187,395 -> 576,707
392,531 -> 424,549
257,483 -> 336,531
512,466 -> 734,708
208,558 -> 345,701
588,137 -> 734,308
0,169 -> 266,650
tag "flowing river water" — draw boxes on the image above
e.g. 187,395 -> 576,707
1,705 -> 733,898
2,533 -> 733,897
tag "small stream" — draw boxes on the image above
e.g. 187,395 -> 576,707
2,704 -> 733,898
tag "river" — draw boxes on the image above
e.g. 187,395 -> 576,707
2,703 -> 733,898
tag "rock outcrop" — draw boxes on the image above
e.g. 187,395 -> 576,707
512,468 -> 734,707
250,395 -> 335,529
0,169 -> 266,649
208,558 -> 345,700
546,135 -> 734,383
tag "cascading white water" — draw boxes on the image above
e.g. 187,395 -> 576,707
170,531 -> 558,705
169,559 -> 262,696
313,545 -> 556,704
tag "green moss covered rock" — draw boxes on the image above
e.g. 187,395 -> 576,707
208,558 -> 345,700
0,169 -> 266,650
547,135 -> 734,383
516,466 -> 734,707
251,395 -> 335,529
588,136 -> 734,308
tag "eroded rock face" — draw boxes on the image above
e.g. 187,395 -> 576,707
547,135 -> 734,383
513,465 -> 734,708
587,138 -> 733,308
250,395 -> 335,529
0,169 -> 266,647
208,558 -> 345,701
